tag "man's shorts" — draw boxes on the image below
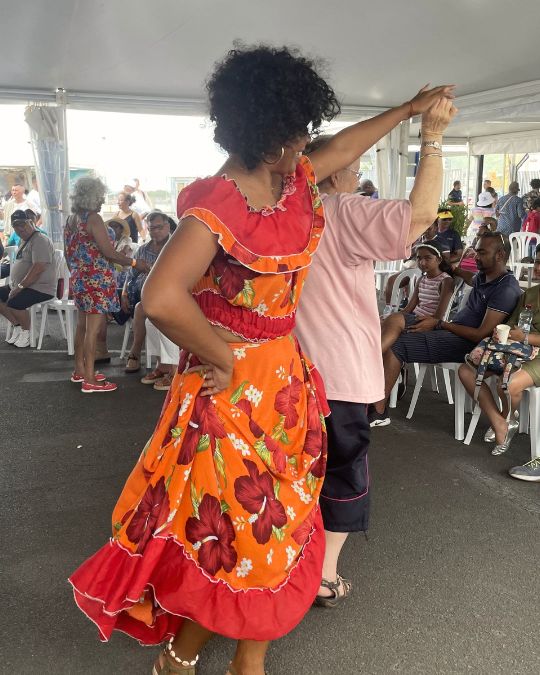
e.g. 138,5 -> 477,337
391,328 -> 475,365
0,286 -> 53,310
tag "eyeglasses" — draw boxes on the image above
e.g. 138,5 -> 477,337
344,169 -> 363,179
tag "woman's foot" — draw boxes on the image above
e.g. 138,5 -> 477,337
71,371 -> 106,383
152,644 -> 198,674
314,575 -> 353,607
154,372 -> 173,391
141,368 -> 167,385
492,419 -> 519,456
81,380 -> 118,394
125,353 -> 141,372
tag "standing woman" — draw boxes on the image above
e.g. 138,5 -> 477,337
69,46 -> 449,674
117,190 -> 145,242
65,177 -> 142,392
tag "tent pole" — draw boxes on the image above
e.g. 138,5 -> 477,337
55,88 -> 70,228
465,140 -> 471,211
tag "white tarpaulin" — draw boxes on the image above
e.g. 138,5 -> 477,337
469,130 -> 540,156
376,121 -> 410,199
24,105 -> 68,247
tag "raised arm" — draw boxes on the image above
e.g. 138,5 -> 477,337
309,84 -> 455,182
142,217 -> 234,395
87,213 -> 138,268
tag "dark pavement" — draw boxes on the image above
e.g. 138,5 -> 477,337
1,318 -> 539,675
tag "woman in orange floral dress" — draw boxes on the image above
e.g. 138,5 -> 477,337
69,46 -> 444,674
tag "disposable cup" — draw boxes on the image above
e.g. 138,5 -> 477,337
496,324 -> 510,344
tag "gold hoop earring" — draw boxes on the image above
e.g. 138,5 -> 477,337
263,146 -> 285,165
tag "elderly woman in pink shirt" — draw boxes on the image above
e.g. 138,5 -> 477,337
295,97 -> 456,606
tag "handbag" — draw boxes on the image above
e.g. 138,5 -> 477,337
466,338 -> 539,413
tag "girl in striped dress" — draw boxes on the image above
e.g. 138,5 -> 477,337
381,240 -> 454,354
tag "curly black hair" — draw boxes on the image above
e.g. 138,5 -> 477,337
207,45 -> 341,170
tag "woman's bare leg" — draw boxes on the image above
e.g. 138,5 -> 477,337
497,370 -> 535,420
381,313 -> 406,354
83,314 -> 105,384
229,639 -> 270,675
74,310 -> 86,375
317,530 -> 349,597
156,619 -> 214,671
458,365 -> 508,443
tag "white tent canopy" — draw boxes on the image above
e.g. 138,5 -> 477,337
1,0 -> 540,143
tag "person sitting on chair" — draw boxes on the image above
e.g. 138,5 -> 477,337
120,211 -> 173,373
369,232 -> 522,426
0,211 -> 56,348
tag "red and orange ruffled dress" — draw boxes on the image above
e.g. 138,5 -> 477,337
69,156 -> 329,643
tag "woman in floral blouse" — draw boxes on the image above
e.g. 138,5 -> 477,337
69,46 -> 453,674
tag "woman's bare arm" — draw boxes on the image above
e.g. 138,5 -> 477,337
87,213 -> 134,267
309,85 -> 455,181
142,217 -> 234,393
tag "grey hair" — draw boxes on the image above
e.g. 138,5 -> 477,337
70,176 -> 107,213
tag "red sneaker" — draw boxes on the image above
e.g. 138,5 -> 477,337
81,380 -> 118,393
71,372 -> 107,383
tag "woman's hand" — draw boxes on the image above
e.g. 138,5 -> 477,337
187,360 -> 233,397
509,327 -> 526,342
134,259 -> 151,273
420,97 -> 458,135
407,84 -> 456,116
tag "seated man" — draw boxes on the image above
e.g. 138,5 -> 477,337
118,210 -> 173,373
0,212 -> 56,348
435,209 -> 463,263
369,232 -> 522,426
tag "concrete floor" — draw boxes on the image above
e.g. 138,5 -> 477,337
1,317 -> 539,675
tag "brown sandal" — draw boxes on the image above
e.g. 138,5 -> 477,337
125,353 -> 141,373
313,574 -> 353,608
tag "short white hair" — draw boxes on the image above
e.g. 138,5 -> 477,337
70,176 -> 107,213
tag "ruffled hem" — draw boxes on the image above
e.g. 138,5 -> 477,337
177,156 -> 325,274
69,510 -> 325,644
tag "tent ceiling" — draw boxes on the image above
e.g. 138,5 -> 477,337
3,0 -> 540,139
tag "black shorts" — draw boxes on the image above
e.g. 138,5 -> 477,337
320,400 -> 370,533
0,286 -> 53,310
391,328 -> 475,365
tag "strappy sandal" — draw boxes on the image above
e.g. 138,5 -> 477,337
313,574 -> 353,608
125,353 -> 141,373
152,641 -> 198,675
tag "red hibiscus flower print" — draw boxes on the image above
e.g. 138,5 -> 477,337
234,460 -> 287,544
178,395 -> 226,465
264,434 -> 287,473
236,398 -> 264,438
125,477 -> 170,553
304,393 -> 322,458
308,449 -> 327,478
274,362 -> 303,429
212,252 -> 258,300
185,494 -> 237,575
291,506 -> 317,547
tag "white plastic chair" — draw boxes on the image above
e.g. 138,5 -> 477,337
37,251 -> 76,353
120,318 -> 133,360
404,279 -> 466,420
374,259 -> 403,299
463,383 -> 539,459
508,232 -> 538,279
0,245 -> 17,287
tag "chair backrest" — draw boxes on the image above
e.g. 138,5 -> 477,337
508,232 -> 529,265
389,268 -> 422,308
375,259 -> 403,272
444,278 -> 465,320
3,245 -> 17,263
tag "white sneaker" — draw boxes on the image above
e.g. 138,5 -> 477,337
6,325 -> 21,344
14,329 -> 31,348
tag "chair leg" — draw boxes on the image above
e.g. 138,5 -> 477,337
406,364 -> 427,419
30,305 -> 37,348
120,319 -> 132,359
37,304 -> 49,350
454,375 -> 466,441
519,390 -> 529,434
464,404 -> 482,445
65,308 -> 75,356
429,366 -> 439,393
528,388 -> 540,459
389,380 -> 399,409
146,334 -> 152,370
443,369 -> 454,405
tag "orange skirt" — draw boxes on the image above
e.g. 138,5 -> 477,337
69,334 -> 328,643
